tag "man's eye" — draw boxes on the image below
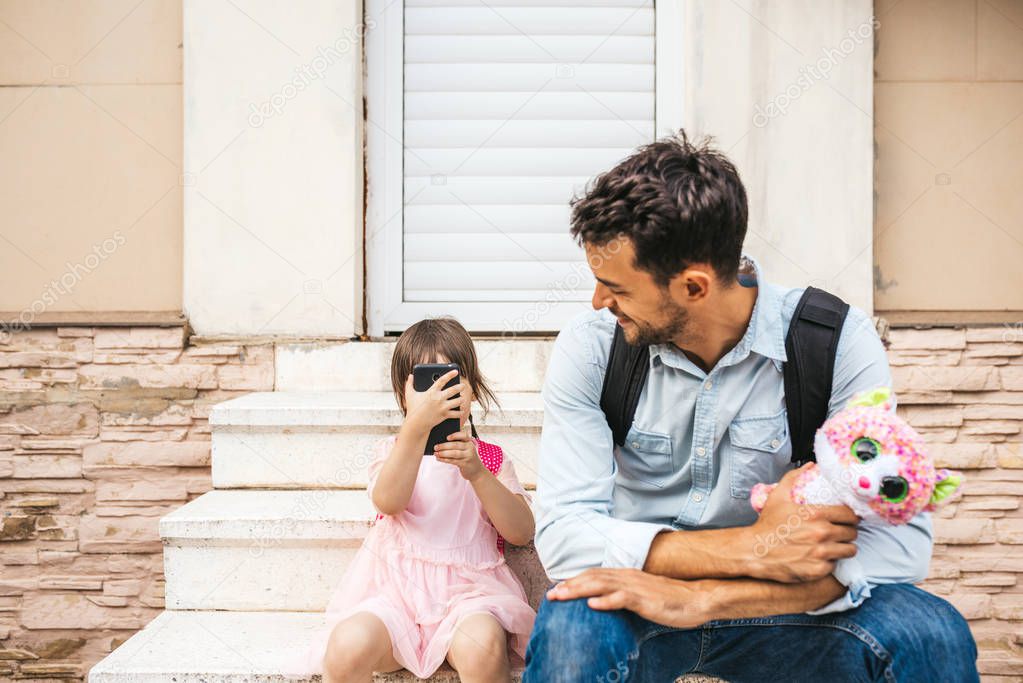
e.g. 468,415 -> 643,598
880,476 -> 909,503
851,437 -> 880,463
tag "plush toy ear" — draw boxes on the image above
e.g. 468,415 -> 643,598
926,469 -> 962,510
750,482 -> 776,513
848,386 -> 893,412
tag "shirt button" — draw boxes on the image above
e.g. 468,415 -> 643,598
695,446 -> 706,456
704,380 -> 713,390
692,493 -> 704,503
771,439 -> 781,448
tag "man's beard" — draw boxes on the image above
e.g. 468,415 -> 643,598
618,293 -> 691,347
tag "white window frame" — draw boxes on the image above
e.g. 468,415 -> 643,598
365,0 -> 684,337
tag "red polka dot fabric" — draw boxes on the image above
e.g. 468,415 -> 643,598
474,438 -> 507,555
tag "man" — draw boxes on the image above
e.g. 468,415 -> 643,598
522,132 -> 977,682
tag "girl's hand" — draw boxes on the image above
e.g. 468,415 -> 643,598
404,370 -> 464,436
433,426 -> 486,482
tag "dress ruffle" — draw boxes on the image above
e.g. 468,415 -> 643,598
289,436 -> 536,679
367,514 -> 509,570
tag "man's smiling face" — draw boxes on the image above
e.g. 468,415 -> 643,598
584,236 -> 693,347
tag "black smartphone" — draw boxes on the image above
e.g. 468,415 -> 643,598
412,362 -> 462,455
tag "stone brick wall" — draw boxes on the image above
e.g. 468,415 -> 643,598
0,325 -> 273,679
889,327 -> 1023,681
0,325 -> 1020,680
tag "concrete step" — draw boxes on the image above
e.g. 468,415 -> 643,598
87,609 -> 525,682
275,339 -> 555,392
210,391 -> 543,489
88,610 -> 722,682
161,490 -> 549,612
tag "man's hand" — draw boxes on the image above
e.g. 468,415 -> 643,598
745,464 -> 860,583
549,568 -> 848,624
546,568 -> 712,628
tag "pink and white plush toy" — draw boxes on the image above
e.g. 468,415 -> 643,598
750,387 -> 962,526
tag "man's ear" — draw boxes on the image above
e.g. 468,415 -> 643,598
676,267 -> 712,302
926,469 -> 962,510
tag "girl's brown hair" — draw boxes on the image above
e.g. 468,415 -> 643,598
390,317 -> 500,423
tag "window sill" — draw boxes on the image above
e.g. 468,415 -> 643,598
0,310 -> 187,329
876,310 -> 1023,328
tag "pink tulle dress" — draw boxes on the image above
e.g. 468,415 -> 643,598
293,433 -> 536,679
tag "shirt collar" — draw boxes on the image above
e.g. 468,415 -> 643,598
744,255 -> 787,366
648,254 -> 787,371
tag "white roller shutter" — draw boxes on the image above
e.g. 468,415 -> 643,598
402,1 -> 656,305
366,0 -> 679,331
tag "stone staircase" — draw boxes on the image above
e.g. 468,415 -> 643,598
88,340 -> 552,681
88,339 -> 719,682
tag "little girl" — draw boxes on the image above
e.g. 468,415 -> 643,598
298,317 -> 536,682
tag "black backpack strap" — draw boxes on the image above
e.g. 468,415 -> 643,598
599,323 -> 650,447
597,286 -> 849,459
783,286 -> 850,465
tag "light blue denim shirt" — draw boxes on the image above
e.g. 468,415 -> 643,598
533,255 -> 933,614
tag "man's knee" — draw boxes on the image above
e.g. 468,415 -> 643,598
524,595 -> 639,683
857,584 -> 978,680
895,588 -> 976,663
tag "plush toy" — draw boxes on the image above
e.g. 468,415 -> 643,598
750,387 -> 962,525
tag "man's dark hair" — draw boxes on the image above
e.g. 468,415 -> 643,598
569,129 -> 748,288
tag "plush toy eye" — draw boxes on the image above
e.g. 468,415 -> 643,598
851,437 -> 880,463
880,476 -> 909,503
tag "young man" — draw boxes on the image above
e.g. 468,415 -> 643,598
522,132 -> 978,682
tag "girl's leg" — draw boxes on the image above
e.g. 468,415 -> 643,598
322,611 -> 404,683
445,612 -> 512,683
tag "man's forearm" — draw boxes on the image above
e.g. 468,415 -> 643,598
546,567 -> 849,627
644,527 -> 760,580
700,575 -> 847,619
643,487 -> 862,585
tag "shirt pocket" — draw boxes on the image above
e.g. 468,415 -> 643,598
617,424 -> 674,486
727,409 -> 791,499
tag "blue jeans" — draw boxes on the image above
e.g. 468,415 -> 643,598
522,583 -> 978,683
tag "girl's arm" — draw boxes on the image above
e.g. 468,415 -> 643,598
434,429 -> 535,545
371,420 -> 430,515
372,370 -> 465,515
468,469 -> 535,546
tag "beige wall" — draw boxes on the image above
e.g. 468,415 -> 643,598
682,0 -> 876,314
0,0 -> 183,315
874,0 -> 1023,312
183,0 -> 365,338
